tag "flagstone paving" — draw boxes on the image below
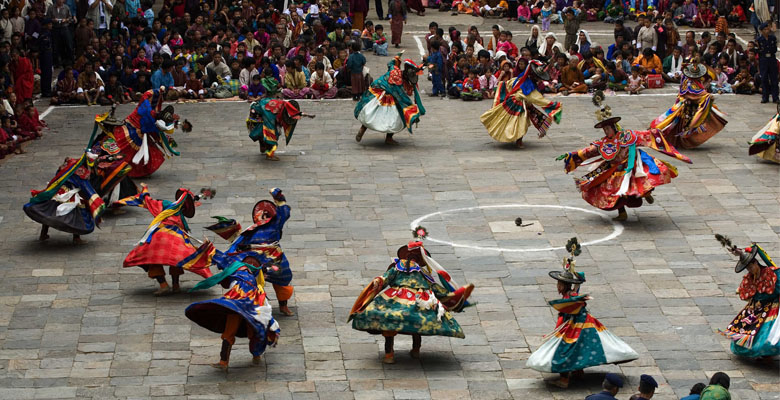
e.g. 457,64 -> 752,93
0,16 -> 777,400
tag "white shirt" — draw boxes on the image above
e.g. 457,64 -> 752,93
88,0 -> 112,29
309,70 -> 333,88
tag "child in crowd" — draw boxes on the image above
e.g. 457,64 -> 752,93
517,0 -> 532,22
732,67 -> 754,94
245,73 -> 265,101
428,40 -> 446,97
626,65 -> 643,94
540,0 -> 553,31
185,69 -> 206,101
479,66 -> 498,98
0,120 -> 22,158
361,21 -> 375,51
17,103 -> 45,139
346,41 -> 366,101
310,61 -> 337,99
606,61 -> 628,91
710,64 -> 732,94
460,68 -> 482,100
373,25 -> 388,56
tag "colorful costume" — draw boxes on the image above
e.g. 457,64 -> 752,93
89,110 -> 138,205
527,238 -> 638,388
23,155 -> 105,239
118,186 -> 212,294
354,57 -> 426,142
102,89 -> 185,177
246,99 -> 302,160
749,109 -> 780,163
559,116 -> 691,218
480,61 -> 562,146
222,188 -> 294,315
349,228 -> 474,363
650,64 -> 728,149
185,252 -> 280,370
715,235 -> 780,358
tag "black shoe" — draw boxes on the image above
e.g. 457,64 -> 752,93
761,99 -> 769,103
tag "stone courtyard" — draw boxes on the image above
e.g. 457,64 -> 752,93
0,15 -> 778,400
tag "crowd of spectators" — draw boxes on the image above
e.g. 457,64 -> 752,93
0,0 -> 777,158
423,7 -> 778,100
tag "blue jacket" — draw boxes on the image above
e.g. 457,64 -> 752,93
151,69 -> 174,89
585,391 -> 618,400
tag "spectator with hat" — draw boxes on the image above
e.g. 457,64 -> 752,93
628,374 -> 658,399
585,373 -> 624,399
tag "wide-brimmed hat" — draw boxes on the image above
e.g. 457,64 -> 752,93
252,200 -> 277,226
683,63 -> 708,79
594,116 -> 621,129
735,245 -> 759,273
531,62 -> 550,81
549,269 -> 585,284
175,188 -> 196,218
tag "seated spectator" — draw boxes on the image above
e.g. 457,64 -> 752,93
104,72 -> 131,104
77,64 -> 105,105
700,372 -> 730,400
460,67 -> 482,100
206,52 -> 232,83
633,48 -> 663,76
516,0 -> 531,22
733,66 -> 755,94
185,69 -> 206,101
132,48 -> 152,70
663,46 -> 684,82
16,103 -> 44,139
244,73 -> 265,101
605,60 -> 628,91
282,58 -> 311,99
479,66 -> 498,98
560,56 -> 587,95
674,0 -> 696,26
360,21 -> 375,51
694,0 -> 716,28
310,62 -> 336,99
151,59 -> 175,89
373,25 -> 388,56
710,64 -> 732,94
627,374 -> 657,400
134,72 -> 152,100
168,59 -> 188,100
626,65 -> 644,94
50,67 -> 78,105
239,57 -> 258,91
681,382 -> 707,400
0,120 -> 22,157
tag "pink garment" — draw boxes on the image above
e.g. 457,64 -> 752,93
281,87 -> 313,99
517,5 -> 531,19
311,87 -> 337,99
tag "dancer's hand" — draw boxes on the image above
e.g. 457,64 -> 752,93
555,153 -> 568,161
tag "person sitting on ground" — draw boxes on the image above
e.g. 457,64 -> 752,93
633,47 -> 663,77
627,374 -> 658,400
626,65 -> 644,94
185,69 -> 206,100
460,67 -> 482,100
50,67 -> 78,105
605,60 -> 628,91
373,25 -> 388,56
681,383 -> 707,400
310,61 -> 337,99
560,55 -> 587,95
700,372 -> 730,400
663,46 -> 684,83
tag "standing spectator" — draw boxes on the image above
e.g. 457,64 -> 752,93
637,17 -> 657,53
10,50 -> 34,103
388,0 -> 406,49
87,0 -> 112,36
9,8 -> 24,38
628,374 -> 658,400
681,383 -> 706,400
346,41 -> 365,100
38,18 -> 53,97
350,0 -> 368,30
700,372 -> 730,400
47,0 -> 75,67
563,8 -> 582,51
73,18 -> 94,60
428,39 -> 445,96
757,22 -> 778,103
0,9 -> 13,44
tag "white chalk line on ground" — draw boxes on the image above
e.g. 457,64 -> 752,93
410,204 -> 624,252
39,105 -> 54,120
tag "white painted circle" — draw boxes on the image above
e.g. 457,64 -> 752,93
409,204 -> 624,253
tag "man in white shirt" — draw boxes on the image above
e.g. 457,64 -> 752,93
87,0 -> 112,35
